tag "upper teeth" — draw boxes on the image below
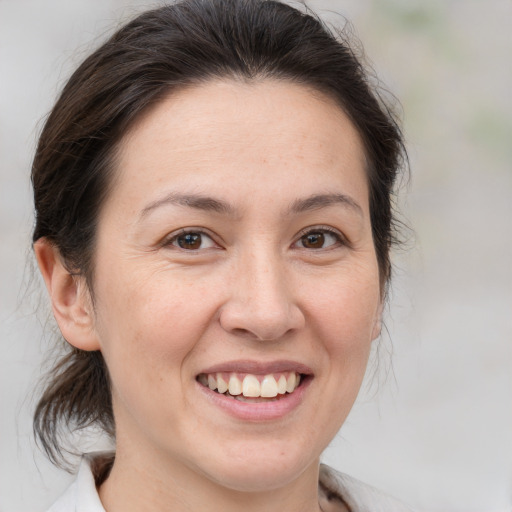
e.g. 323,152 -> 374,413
199,372 -> 301,398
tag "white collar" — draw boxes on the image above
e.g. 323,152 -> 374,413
46,453 -> 106,512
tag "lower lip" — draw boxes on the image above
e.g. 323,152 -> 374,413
196,377 -> 311,421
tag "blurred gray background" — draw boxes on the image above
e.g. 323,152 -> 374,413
1,0 -> 511,511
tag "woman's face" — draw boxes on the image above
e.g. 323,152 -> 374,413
88,80 -> 382,491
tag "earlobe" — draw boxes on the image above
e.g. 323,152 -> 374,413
34,239 -> 100,351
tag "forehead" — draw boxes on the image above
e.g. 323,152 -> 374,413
111,79 -> 368,216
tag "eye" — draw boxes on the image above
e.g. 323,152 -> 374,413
294,228 -> 343,250
167,230 -> 217,251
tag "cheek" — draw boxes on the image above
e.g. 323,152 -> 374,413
305,264 -> 380,397
308,265 -> 381,345
93,266 -> 218,381
91,270 -> 221,435
297,273 -> 379,451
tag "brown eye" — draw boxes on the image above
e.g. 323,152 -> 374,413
168,230 -> 218,251
301,232 -> 325,249
166,229 -> 218,251
295,229 -> 342,250
177,233 -> 202,249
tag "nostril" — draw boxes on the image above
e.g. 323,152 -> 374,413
231,327 -> 251,337
228,325 -> 298,342
218,293 -> 306,341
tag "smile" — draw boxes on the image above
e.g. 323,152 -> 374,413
197,372 -> 301,400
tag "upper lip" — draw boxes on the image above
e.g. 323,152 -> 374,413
198,359 -> 313,376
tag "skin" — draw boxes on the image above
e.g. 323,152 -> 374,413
35,80 -> 382,512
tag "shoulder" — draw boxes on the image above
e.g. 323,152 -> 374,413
46,453 -> 108,512
319,464 -> 416,512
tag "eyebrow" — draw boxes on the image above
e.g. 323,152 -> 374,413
139,191 -> 363,220
139,192 -> 236,219
288,193 -> 363,217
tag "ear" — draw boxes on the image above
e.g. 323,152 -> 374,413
34,238 -> 100,351
371,300 -> 384,341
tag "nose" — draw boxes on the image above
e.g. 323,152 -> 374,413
219,250 -> 305,341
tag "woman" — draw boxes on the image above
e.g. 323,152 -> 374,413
32,0 -> 411,510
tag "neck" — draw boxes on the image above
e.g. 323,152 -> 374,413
98,445 -> 323,512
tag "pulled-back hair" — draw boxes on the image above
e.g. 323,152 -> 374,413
32,0 -> 406,467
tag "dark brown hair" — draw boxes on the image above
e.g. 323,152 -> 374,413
32,0 -> 407,466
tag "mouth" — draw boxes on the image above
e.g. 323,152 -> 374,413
196,371 -> 303,403
195,361 -> 313,420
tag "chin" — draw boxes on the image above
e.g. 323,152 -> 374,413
192,438 -> 319,493
205,464 -> 309,493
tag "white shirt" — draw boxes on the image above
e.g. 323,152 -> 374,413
46,453 -> 414,512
